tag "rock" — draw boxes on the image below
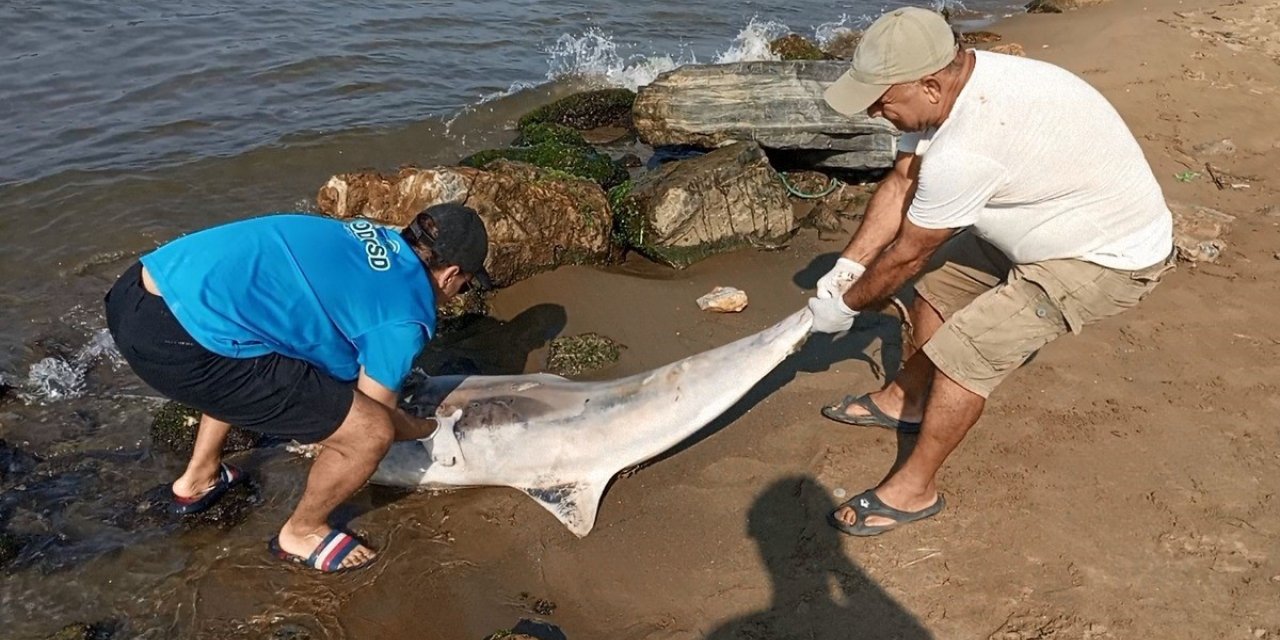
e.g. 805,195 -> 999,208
823,30 -> 862,60
435,289 -> 490,335
317,161 -> 613,287
119,482 -> 259,531
512,122 -> 589,147
617,153 -> 643,168
42,622 -> 116,640
580,126 -> 633,146
697,287 -> 749,313
545,333 -> 624,377
1192,138 -> 1237,156
797,181 -> 873,232
988,43 -> 1027,56
959,31 -> 1002,44
0,530 -> 22,567
0,438 -> 41,483
1026,0 -> 1106,12
518,88 -> 636,132
1026,0 -> 1065,12
150,402 -> 260,456
769,34 -> 833,60
460,141 -> 629,190
1171,203 -> 1235,263
612,141 -> 794,268
632,61 -> 898,171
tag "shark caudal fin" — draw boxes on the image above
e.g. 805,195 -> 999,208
521,473 -> 613,537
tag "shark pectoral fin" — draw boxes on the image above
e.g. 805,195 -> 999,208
521,473 -> 613,538
425,408 -> 465,468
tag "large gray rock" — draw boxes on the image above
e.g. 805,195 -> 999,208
613,141 -> 793,268
632,61 -> 897,171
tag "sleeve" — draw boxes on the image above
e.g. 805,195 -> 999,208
906,150 -> 1006,230
352,322 -> 429,392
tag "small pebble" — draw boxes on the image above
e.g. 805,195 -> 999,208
833,487 -> 847,499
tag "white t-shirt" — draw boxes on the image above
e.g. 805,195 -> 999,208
902,51 -> 1172,270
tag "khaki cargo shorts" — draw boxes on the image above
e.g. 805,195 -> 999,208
915,230 -> 1174,398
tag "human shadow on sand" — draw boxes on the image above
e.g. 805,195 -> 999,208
705,475 -> 933,640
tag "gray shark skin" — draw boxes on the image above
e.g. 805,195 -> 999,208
371,308 -> 813,536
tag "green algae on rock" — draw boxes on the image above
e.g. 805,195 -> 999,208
517,88 -> 636,131
150,402 -> 261,456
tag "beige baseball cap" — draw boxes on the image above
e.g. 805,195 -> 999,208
824,7 -> 957,117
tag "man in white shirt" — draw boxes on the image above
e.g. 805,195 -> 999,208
807,7 -> 1174,536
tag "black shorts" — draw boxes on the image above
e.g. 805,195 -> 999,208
104,262 -> 354,443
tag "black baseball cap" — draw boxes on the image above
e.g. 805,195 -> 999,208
404,203 -> 493,291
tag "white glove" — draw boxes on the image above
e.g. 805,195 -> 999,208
816,258 -> 866,300
807,296 -> 859,334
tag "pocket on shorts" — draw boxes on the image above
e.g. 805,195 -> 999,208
950,277 -> 1070,375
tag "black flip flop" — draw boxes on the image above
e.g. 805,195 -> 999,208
169,463 -> 246,515
828,489 -> 946,537
821,394 -> 921,434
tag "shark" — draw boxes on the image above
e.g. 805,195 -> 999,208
366,308 -> 814,537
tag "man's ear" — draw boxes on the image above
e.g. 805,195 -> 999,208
921,76 -> 944,104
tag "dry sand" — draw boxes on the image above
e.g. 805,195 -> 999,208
168,1 -> 1280,637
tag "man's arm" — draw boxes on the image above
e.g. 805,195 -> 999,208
843,219 -> 955,312
841,152 -> 921,265
357,369 -> 437,441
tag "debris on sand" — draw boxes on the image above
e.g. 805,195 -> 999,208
545,333 -> 625,377
697,286 -> 749,313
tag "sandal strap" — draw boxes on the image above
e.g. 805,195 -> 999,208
307,530 -> 361,571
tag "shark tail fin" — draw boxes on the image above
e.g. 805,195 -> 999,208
521,473 -> 613,537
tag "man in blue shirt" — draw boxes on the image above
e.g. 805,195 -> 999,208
105,203 -> 490,572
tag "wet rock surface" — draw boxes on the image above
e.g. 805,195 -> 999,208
768,34 -> 833,60
517,88 -> 636,132
150,402 -> 261,456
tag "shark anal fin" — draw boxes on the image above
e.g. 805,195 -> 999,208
521,476 -> 610,537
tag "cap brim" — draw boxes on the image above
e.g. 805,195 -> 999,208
470,267 -> 493,292
823,70 -> 890,118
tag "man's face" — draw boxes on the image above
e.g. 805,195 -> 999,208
866,80 -> 934,132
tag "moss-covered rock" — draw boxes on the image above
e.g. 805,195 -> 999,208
436,289 -> 490,335
607,180 -> 649,251
461,143 -> 629,190
518,89 -> 636,131
42,622 -> 116,640
150,402 -> 261,456
768,34 -> 833,60
513,122 -> 589,148
545,333 -> 624,377
0,530 -> 22,567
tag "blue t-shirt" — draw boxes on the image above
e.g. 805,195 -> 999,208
141,214 -> 436,391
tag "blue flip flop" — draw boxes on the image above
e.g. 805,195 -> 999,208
268,529 -> 376,573
169,463 -> 246,515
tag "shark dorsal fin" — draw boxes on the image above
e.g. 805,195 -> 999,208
521,473 -> 612,537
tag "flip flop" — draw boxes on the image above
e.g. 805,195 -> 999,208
821,394 -> 921,434
268,529 -> 376,573
169,463 -> 247,515
828,489 -> 946,537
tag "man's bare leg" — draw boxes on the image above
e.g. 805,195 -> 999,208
835,370 -> 984,527
276,392 -> 393,568
836,294 -> 945,423
172,414 -> 231,499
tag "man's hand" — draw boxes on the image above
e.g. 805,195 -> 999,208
816,257 -> 867,300
807,296 -> 860,334
357,369 -> 436,440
